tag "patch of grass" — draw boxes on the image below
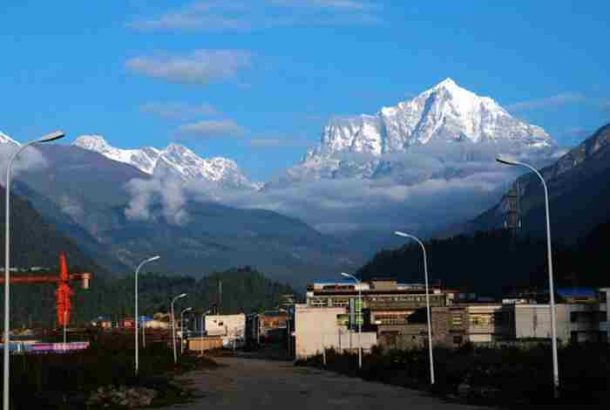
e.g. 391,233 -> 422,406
3,332 -> 218,409
296,343 -> 610,408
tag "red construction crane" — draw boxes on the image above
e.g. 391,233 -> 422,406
0,253 -> 92,327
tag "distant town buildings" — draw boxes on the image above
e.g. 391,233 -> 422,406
290,279 -> 610,359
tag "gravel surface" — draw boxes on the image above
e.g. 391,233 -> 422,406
162,357 -> 489,410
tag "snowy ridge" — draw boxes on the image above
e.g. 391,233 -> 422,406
74,135 -> 160,174
73,135 -> 254,188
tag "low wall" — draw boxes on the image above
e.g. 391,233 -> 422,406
187,336 -> 223,353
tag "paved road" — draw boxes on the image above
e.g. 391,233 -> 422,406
164,357 -> 488,410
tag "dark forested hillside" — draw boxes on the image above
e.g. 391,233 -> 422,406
358,223 -> 610,296
11,267 -> 296,327
93,267 -> 297,318
469,123 -> 610,241
0,186 -> 106,272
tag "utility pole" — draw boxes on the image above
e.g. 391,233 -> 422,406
217,280 -> 222,315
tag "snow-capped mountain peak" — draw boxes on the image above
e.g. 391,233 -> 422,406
74,135 -> 161,174
73,136 -> 254,188
307,78 -> 552,161
0,131 -> 20,146
431,77 -> 459,91
282,78 -> 557,183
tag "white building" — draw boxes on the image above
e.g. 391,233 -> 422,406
204,314 -> 246,347
294,304 -> 377,359
507,303 -> 605,344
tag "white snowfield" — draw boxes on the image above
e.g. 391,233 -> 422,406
72,135 -> 254,188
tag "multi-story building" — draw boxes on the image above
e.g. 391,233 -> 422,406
307,278 -> 454,325
306,278 -> 456,350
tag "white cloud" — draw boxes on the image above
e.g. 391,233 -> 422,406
140,101 -> 218,120
507,93 -> 585,112
121,140 -> 559,236
0,143 -> 48,183
124,173 -> 189,225
129,0 -> 380,32
125,50 -> 251,85
130,2 -> 250,32
175,119 -> 245,139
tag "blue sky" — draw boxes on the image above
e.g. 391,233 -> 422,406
1,0 -> 608,180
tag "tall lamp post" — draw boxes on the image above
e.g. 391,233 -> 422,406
134,255 -> 160,376
170,293 -> 187,364
3,130 -> 65,410
340,272 -> 362,369
180,307 -> 192,354
394,231 -> 435,385
497,155 -> 559,394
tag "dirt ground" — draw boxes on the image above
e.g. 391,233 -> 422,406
162,357 -> 488,410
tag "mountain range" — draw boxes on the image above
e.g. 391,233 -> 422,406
68,79 -> 556,188
0,141 -> 359,289
0,78 -> 577,289
73,135 -> 256,188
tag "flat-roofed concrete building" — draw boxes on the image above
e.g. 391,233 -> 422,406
432,304 -> 506,347
293,304 -> 377,359
505,302 -> 606,344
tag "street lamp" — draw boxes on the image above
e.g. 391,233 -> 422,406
134,255 -> 160,376
394,231 -> 435,385
497,155 -> 559,393
340,272 -> 362,369
180,307 -> 192,354
170,293 -> 187,364
3,130 -> 65,410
